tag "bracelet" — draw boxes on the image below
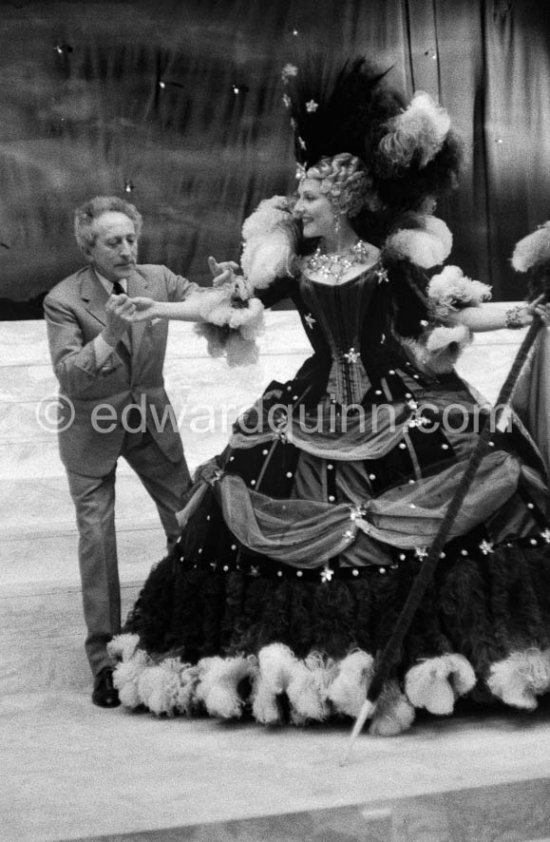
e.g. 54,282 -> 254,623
505,305 -> 528,329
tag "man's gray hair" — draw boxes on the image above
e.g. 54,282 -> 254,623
74,195 -> 143,252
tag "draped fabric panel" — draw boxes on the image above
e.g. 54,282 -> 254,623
0,0 -> 548,311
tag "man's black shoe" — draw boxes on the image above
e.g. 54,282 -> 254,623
92,667 -> 120,708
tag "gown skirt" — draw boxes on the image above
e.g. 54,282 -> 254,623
112,273 -> 550,734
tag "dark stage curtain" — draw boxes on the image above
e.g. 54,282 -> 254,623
0,0 -> 549,314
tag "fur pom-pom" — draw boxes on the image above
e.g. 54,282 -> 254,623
368,680 -> 415,736
326,650 -> 375,718
146,658 -> 198,716
286,652 -> 334,725
113,648 -> 151,709
107,632 -> 140,663
170,664 -> 201,716
251,643 -> 298,725
425,323 -> 471,354
402,323 -> 472,374
241,196 -> 300,289
405,654 -> 476,715
511,222 -> 550,273
194,296 -> 265,366
134,659 -> 196,717
196,288 -> 265,330
428,265 -> 491,318
378,92 -> 451,171
195,655 -> 258,720
384,216 -> 452,268
487,649 -> 550,710
137,665 -> 168,714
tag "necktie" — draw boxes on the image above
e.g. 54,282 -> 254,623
111,281 -> 125,295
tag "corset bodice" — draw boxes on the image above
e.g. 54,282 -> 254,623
298,266 -> 389,403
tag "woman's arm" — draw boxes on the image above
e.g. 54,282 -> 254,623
454,299 -> 549,332
131,294 -> 207,322
131,258 -> 239,323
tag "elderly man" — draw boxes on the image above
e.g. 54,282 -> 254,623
44,195 -> 202,707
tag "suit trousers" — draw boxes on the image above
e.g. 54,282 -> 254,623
66,428 -> 191,676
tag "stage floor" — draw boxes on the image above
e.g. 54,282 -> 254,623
3,689 -> 550,842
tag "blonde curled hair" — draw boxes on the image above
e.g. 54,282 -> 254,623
305,152 -> 374,216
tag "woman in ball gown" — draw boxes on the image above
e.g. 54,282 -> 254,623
111,60 -> 550,735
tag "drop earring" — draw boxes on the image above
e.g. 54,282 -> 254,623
334,210 -> 345,252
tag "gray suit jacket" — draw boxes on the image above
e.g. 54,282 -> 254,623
44,263 -> 197,477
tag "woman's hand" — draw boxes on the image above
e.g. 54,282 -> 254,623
208,256 -> 239,287
129,296 -> 159,322
208,255 -> 253,301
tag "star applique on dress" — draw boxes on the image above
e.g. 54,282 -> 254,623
343,347 -> 360,364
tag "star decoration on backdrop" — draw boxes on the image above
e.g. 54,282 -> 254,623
304,313 -> 316,329
281,63 -> 298,82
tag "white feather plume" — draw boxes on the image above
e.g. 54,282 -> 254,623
511,222 -> 550,272
241,196 -> 299,289
384,216 -> 453,268
379,91 -> 451,170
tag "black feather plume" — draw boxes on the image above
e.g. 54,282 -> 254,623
283,57 -> 401,168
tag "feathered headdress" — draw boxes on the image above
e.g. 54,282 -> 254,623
281,56 -> 462,220
282,57 -> 398,169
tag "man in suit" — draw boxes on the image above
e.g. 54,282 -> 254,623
44,195 -> 198,707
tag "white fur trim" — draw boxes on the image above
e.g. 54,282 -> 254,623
487,649 -> 550,710
401,326 -> 471,374
197,288 -> 265,331
405,654 -> 476,715
512,222 -> 550,272
137,664 -> 172,715
171,664 -> 201,716
286,652 -> 334,725
195,655 -> 258,720
251,643 -> 298,725
107,632 -> 140,662
113,648 -> 151,709
136,659 -> 196,717
369,680 -> 415,736
425,323 -> 471,354
384,216 -> 452,268
194,293 -> 265,367
428,265 -> 491,318
326,650 -> 375,718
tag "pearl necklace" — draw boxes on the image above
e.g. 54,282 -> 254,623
305,240 -> 376,283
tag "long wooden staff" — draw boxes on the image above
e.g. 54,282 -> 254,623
341,295 -> 548,765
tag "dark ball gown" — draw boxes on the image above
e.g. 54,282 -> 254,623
111,254 -> 550,735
